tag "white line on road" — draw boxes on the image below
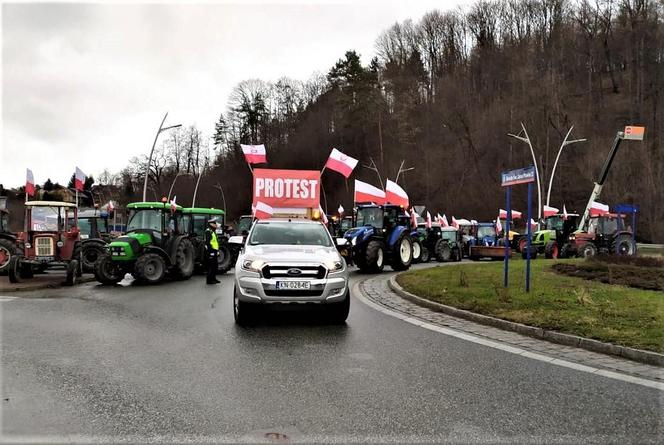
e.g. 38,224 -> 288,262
353,281 -> 664,391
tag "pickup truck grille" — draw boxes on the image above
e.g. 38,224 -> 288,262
261,265 -> 326,279
264,289 -> 325,297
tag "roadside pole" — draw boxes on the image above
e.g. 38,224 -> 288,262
504,186 -> 511,288
526,182 -> 533,292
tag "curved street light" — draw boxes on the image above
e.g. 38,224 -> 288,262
546,126 -> 586,207
508,123 -> 543,221
167,171 -> 194,202
142,112 -> 182,201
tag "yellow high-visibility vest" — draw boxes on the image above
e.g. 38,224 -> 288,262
210,231 -> 219,250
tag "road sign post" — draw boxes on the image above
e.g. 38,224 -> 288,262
501,166 -> 536,293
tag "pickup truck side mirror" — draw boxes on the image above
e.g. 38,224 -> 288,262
228,235 -> 245,245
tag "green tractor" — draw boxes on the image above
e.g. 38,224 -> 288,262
529,213 -> 580,259
69,208 -> 114,273
93,201 -> 195,285
179,207 -> 233,274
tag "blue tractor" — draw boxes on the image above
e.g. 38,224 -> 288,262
344,204 -> 413,273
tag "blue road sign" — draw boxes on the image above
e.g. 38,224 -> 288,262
501,166 -> 536,187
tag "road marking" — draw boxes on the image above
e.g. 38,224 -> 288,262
353,281 -> 664,391
0,296 -> 17,302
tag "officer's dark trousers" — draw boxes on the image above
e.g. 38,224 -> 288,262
207,251 -> 218,283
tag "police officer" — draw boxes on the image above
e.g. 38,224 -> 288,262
205,218 -> 220,284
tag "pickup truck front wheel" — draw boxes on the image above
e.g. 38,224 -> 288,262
327,290 -> 350,324
234,286 -> 256,326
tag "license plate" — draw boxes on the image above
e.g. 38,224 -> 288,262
276,281 -> 311,290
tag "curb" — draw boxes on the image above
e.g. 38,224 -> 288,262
0,276 -> 96,293
388,275 -> 664,367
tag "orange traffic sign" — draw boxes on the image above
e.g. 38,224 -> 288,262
623,126 -> 645,140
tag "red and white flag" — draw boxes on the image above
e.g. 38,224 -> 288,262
451,216 -> 459,229
254,201 -> 273,219
107,201 -> 115,212
543,205 -> 559,217
170,196 -> 177,212
530,218 -> 538,231
385,179 -> 409,208
410,208 -> 419,229
499,208 -> 522,220
25,168 -> 35,197
338,205 -> 344,215
590,201 -> 609,217
319,205 -> 328,224
440,214 -> 449,227
75,167 -> 86,191
325,148 -> 358,178
354,179 -> 385,204
425,211 -> 433,229
495,216 -> 503,233
563,204 -> 569,220
241,144 -> 267,164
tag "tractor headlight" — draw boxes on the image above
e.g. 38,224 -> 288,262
351,236 -> 357,246
25,243 -> 31,249
56,241 -> 64,247
324,259 -> 344,272
242,259 -> 264,273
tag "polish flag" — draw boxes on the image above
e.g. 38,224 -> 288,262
319,205 -> 328,224
495,216 -> 502,233
451,216 -> 459,229
25,168 -> 35,197
590,201 -> 609,217
543,205 -> 559,217
425,211 -> 433,229
530,218 -> 538,231
354,180 -> 385,204
75,167 -> 86,191
563,204 -> 569,220
170,196 -> 177,212
325,148 -> 358,178
338,205 -> 344,215
241,144 -> 267,164
385,179 -> 409,208
254,201 -> 273,219
499,209 -> 522,220
439,213 -> 449,227
410,208 -> 419,229
107,201 -> 115,212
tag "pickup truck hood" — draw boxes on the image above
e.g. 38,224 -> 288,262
244,244 -> 339,264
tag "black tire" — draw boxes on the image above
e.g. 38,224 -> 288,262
0,238 -> 18,275
358,240 -> 385,273
65,259 -> 79,286
8,255 -> 21,283
580,243 -> 597,258
72,245 -> 83,277
134,253 -> 167,284
455,248 -> 463,262
559,243 -> 571,259
93,254 -> 124,285
217,243 -> 232,274
411,240 -> 422,264
614,234 -> 636,256
435,240 -> 452,262
420,246 -> 430,263
81,243 -> 106,273
19,261 -> 34,279
171,238 -> 195,280
521,246 -> 538,260
327,291 -> 350,324
544,241 -> 559,259
233,286 -> 256,326
391,233 -> 413,271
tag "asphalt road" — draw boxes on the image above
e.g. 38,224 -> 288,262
2,267 -> 662,443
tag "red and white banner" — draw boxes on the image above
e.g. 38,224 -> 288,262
590,201 -> 609,217
253,169 -> 320,208
495,216 -> 502,233
543,205 -> 559,217
241,144 -> 267,164
325,148 -> 358,178
354,179 -> 385,204
75,167 -> 86,191
451,216 -> 459,229
319,205 -> 328,224
425,211 -> 433,229
499,208 -> 522,220
254,201 -> 273,219
26,168 -> 35,197
385,179 -> 409,208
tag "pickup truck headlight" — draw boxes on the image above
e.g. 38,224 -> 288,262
242,259 -> 265,272
324,259 -> 344,272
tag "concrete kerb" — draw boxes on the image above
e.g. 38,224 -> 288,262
0,276 -> 96,293
388,275 -> 664,367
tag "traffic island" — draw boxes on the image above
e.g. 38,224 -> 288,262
0,271 -> 95,292
391,260 -> 664,366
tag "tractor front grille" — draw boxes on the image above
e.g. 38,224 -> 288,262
35,237 -> 54,256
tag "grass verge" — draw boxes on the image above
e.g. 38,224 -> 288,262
396,259 -> 664,353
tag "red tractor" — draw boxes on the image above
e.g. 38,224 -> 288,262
567,214 -> 636,258
8,201 -> 83,285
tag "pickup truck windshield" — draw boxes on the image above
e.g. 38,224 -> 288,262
249,222 -> 332,247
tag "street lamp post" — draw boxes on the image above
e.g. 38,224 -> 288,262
395,160 -> 414,184
167,172 -> 193,202
546,126 -> 586,207
213,183 -> 227,214
142,112 -> 182,201
508,123 -> 543,221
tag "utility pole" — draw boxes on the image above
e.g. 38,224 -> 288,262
142,112 -> 182,201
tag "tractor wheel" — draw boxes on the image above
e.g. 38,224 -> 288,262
64,260 -> 79,286
0,238 -> 18,275
435,240 -> 452,262
580,243 -> 597,258
19,261 -> 34,279
93,254 -> 124,285
614,234 -> 636,256
391,234 -> 413,271
8,255 -> 22,283
411,240 -> 422,264
559,243 -> 571,259
521,246 -> 538,260
81,243 -> 106,273
456,248 -> 463,262
518,237 -> 527,253
217,243 -> 233,274
544,241 -> 559,259
172,238 -> 195,280
134,253 -> 167,284
420,246 -> 430,263
359,240 -> 385,273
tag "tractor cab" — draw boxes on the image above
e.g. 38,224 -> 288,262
570,213 -> 635,257
8,201 -> 82,285
180,207 -> 232,275
72,209 -> 111,241
530,213 -> 580,258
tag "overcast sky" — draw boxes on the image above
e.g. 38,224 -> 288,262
1,0 -> 470,188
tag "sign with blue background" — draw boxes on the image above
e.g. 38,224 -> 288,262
501,166 -> 536,187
